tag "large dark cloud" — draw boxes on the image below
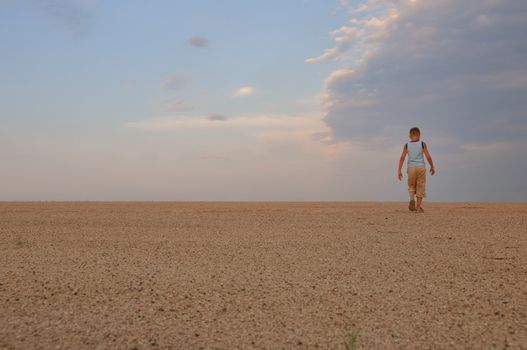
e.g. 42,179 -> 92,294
305,0 -> 527,200
312,0 -> 527,147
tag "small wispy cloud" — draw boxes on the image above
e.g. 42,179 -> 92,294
233,86 -> 256,97
305,48 -> 342,64
207,114 -> 228,121
162,74 -> 186,90
124,79 -> 138,88
159,96 -> 193,112
187,36 -> 208,48
36,0 -> 97,37
124,114 -> 320,131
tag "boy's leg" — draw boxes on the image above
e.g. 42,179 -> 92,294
415,167 -> 426,212
416,197 -> 423,211
407,167 -> 416,211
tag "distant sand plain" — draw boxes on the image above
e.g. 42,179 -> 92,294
1,202 -> 526,349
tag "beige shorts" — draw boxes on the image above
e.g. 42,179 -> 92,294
407,166 -> 426,198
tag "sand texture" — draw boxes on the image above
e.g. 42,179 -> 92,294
1,202 -> 526,349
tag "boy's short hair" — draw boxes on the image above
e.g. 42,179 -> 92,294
409,127 -> 421,136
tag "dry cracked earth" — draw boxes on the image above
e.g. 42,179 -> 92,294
1,202 -> 526,349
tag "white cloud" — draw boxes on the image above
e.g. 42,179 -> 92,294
305,48 -> 342,64
305,2 -> 399,65
324,68 -> 355,88
123,112 -> 350,165
232,86 -> 256,97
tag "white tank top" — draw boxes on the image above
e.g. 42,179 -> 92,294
407,141 -> 425,168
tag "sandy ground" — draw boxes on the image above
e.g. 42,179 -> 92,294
1,202 -> 526,350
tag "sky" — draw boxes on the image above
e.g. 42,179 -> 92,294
1,0 -> 526,201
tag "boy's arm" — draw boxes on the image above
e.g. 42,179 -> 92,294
397,145 -> 407,181
423,142 -> 435,175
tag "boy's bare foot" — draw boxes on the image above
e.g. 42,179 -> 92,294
409,199 -> 416,211
416,207 -> 424,213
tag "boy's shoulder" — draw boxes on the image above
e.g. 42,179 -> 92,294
404,140 -> 426,147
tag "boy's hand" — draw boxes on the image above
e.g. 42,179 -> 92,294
430,167 -> 436,176
398,172 -> 403,181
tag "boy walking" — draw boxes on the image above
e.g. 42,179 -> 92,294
397,127 -> 435,212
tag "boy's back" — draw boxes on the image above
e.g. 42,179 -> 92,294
406,140 -> 425,168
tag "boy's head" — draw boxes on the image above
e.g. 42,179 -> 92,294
409,127 -> 421,141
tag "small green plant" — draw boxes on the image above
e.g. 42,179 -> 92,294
344,330 -> 359,350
